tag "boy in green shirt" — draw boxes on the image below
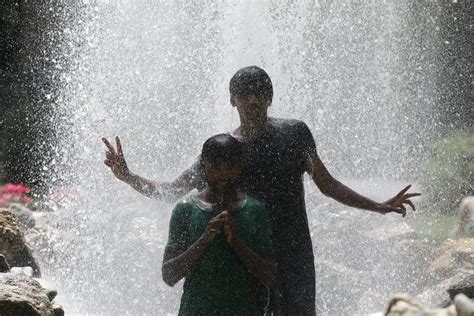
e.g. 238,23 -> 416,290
162,134 -> 274,315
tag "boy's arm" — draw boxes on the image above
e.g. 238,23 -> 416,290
222,211 -> 274,285
103,136 -> 201,203
162,213 -> 225,286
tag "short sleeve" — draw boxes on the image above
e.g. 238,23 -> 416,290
166,202 -> 190,251
252,202 -> 273,253
297,122 -> 318,157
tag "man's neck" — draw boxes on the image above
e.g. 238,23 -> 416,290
235,118 -> 268,141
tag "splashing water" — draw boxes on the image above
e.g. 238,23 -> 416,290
32,1 -> 442,314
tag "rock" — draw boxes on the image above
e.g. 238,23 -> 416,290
418,269 -> 474,307
384,293 -> 457,316
52,303 -> 64,316
429,238 -> 474,274
454,293 -> 474,316
33,278 -> 58,301
447,274 -> 474,300
10,266 -> 33,277
0,209 -> 41,277
451,196 -> 474,238
4,204 -> 36,231
0,273 -> 54,315
0,254 -> 10,273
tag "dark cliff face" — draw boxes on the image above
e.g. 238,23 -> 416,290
0,0 -> 20,183
1,1 -> 68,190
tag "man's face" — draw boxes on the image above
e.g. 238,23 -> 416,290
231,95 -> 269,125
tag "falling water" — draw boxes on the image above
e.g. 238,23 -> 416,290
33,1 -> 442,314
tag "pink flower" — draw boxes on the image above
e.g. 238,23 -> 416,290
0,183 -> 33,208
2,193 -> 13,201
20,197 -> 33,203
4,184 -> 28,194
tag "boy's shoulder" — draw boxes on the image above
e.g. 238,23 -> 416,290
172,197 -> 198,215
244,195 -> 266,210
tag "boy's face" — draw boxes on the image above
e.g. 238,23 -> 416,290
202,160 -> 242,190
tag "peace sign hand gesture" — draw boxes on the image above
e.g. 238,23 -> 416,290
375,184 -> 421,217
102,136 -> 131,182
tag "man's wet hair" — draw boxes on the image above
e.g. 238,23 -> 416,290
201,134 -> 243,165
229,66 -> 273,104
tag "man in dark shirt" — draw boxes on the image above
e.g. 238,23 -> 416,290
103,66 -> 420,315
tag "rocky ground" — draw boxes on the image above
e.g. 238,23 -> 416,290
307,194 -> 473,315
0,208 -> 64,315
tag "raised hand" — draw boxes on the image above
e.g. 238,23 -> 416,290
221,211 -> 238,244
375,184 -> 421,217
200,213 -> 226,246
102,136 -> 131,182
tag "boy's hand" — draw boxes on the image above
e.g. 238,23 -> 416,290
375,184 -> 421,217
102,136 -> 131,182
200,213 -> 225,247
222,211 -> 238,245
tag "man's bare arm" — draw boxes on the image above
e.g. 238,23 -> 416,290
306,154 -> 420,216
123,169 -> 197,203
102,136 -> 197,203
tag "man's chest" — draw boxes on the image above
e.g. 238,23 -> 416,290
240,134 -> 305,179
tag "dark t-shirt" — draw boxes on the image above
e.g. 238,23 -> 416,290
185,117 -> 317,270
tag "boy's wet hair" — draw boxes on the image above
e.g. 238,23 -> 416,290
201,134 -> 242,165
229,66 -> 273,104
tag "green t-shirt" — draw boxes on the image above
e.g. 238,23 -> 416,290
166,195 -> 273,316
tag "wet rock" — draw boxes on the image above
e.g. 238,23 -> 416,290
0,209 -> 41,277
384,293 -> 457,316
11,266 -> 33,277
0,273 -> 54,316
4,204 -> 36,231
34,278 -> 58,301
418,269 -> 474,307
0,254 -> 10,273
415,238 -> 474,307
52,303 -> 65,316
428,238 -> 474,274
451,196 -> 474,238
374,293 -> 474,316
447,275 -> 474,301
454,293 -> 474,316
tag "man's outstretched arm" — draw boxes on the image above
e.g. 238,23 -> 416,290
102,136 -> 198,203
306,154 -> 420,216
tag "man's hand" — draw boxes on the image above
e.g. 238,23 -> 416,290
102,136 -> 131,182
200,213 -> 225,247
375,184 -> 421,217
221,211 -> 238,245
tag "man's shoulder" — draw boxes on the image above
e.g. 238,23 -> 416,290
268,117 -> 309,134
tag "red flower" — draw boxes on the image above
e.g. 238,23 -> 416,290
0,183 -> 33,207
